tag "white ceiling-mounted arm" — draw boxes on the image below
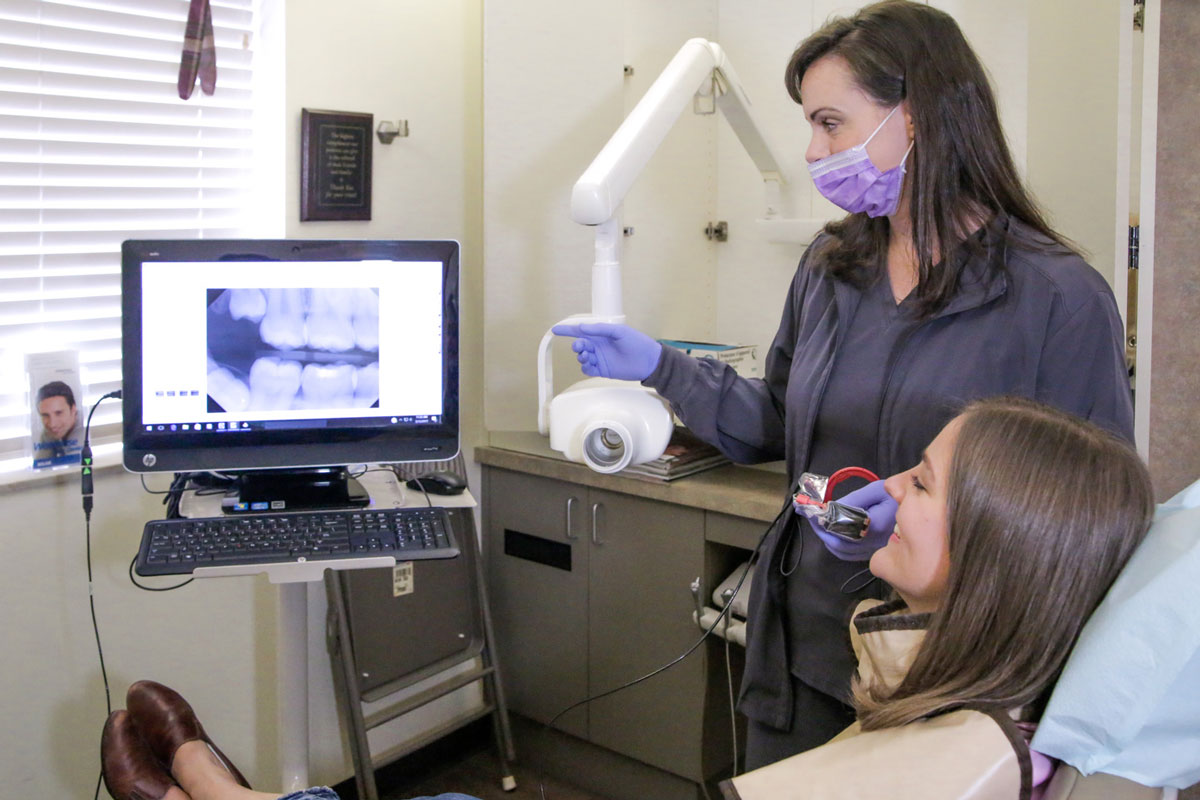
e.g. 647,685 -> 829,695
570,38 -> 790,227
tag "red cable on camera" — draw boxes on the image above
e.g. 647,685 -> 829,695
823,466 -> 879,502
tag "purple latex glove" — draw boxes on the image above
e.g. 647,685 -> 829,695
799,479 -> 898,561
551,322 -> 663,381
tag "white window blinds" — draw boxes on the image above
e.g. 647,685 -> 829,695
0,0 -> 261,467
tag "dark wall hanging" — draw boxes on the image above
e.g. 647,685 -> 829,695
178,0 -> 216,99
300,109 -> 374,221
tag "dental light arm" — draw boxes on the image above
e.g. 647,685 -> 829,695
539,39 -> 792,439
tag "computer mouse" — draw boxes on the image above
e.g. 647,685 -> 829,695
406,470 -> 467,496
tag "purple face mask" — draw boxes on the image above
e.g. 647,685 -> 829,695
807,105 -> 914,218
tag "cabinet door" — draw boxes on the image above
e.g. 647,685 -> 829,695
586,488 -> 706,778
483,468 -> 589,737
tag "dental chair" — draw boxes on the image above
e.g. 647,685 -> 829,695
1034,479 -> 1200,800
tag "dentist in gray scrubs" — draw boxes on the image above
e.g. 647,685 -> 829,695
555,0 -> 1134,772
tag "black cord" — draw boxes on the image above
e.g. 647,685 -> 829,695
85,512 -> 110,714
81,389 -> 119,800
153,472 -> 231,519
139,475 -> 173,494
128,554 -> 193,592
388,464 -> 434,507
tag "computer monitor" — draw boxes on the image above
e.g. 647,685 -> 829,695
121,239 -> 459,511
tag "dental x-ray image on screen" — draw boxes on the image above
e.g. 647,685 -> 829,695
121,239 -> 460,475
205,288 -> 381,413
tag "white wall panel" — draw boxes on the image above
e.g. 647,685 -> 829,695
1026,0 -> 1123,287
619,0 -> 719,344
715,0 -> 817,356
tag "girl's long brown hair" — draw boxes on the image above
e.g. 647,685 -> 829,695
853,397 -> 1154,730
786,1 -> 1073,319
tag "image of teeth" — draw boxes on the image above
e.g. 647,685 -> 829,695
228,288 -> 267,322
306,288 -> 357,351
352,288 -> 380,352
298,362 -> 356,408
248,357 -> 302,410
207,366 -> 250,412
259,288 -> 307,350
353,362 -> 380,407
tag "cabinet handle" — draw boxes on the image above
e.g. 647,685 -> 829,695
591,502 -> 603,545
565,496 -> 579,539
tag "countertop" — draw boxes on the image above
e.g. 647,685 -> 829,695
479,431 -> 789,523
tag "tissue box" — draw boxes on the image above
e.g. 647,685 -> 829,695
659,340 -> 761,379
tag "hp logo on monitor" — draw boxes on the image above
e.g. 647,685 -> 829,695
143,454 -> 157,467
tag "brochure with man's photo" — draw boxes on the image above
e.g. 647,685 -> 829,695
27,350 -> 83,470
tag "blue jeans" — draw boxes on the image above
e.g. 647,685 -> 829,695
279,790 -> 480,800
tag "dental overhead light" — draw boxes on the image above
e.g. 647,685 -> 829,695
538,38 -> 795,473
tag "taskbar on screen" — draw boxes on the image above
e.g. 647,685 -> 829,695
139,414 -> 443,435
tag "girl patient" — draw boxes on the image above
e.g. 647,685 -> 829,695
101,397 -> 1154,800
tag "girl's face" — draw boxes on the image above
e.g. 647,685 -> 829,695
799,54 -> 912,171
871,417 -> 960,613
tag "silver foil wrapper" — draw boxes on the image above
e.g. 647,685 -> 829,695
793,471 -> 871,541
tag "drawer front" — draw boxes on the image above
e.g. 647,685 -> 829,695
707,511 -> 773,551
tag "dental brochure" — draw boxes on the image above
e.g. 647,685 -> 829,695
27,350 -> 83,471
621,426 -> 729,482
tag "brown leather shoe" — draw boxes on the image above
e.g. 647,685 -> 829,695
101,710 -> 176,800
125,680 -> 251,789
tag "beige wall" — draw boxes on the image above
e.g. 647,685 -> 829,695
1026,0 -> 1126,291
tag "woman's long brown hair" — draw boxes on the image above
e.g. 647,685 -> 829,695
786,1 -> 1073,319
853,397 -> 1154,730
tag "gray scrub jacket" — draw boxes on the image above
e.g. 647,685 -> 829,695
643,213 -> 1134,731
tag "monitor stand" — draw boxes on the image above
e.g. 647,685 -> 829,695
220,467 -> 370,514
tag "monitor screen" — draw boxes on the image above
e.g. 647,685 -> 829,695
121,239 -> 459,475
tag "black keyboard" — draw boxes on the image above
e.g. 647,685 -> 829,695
135,507 -> 459,576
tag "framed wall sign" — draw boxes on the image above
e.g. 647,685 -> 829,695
300,109 -> 373,221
